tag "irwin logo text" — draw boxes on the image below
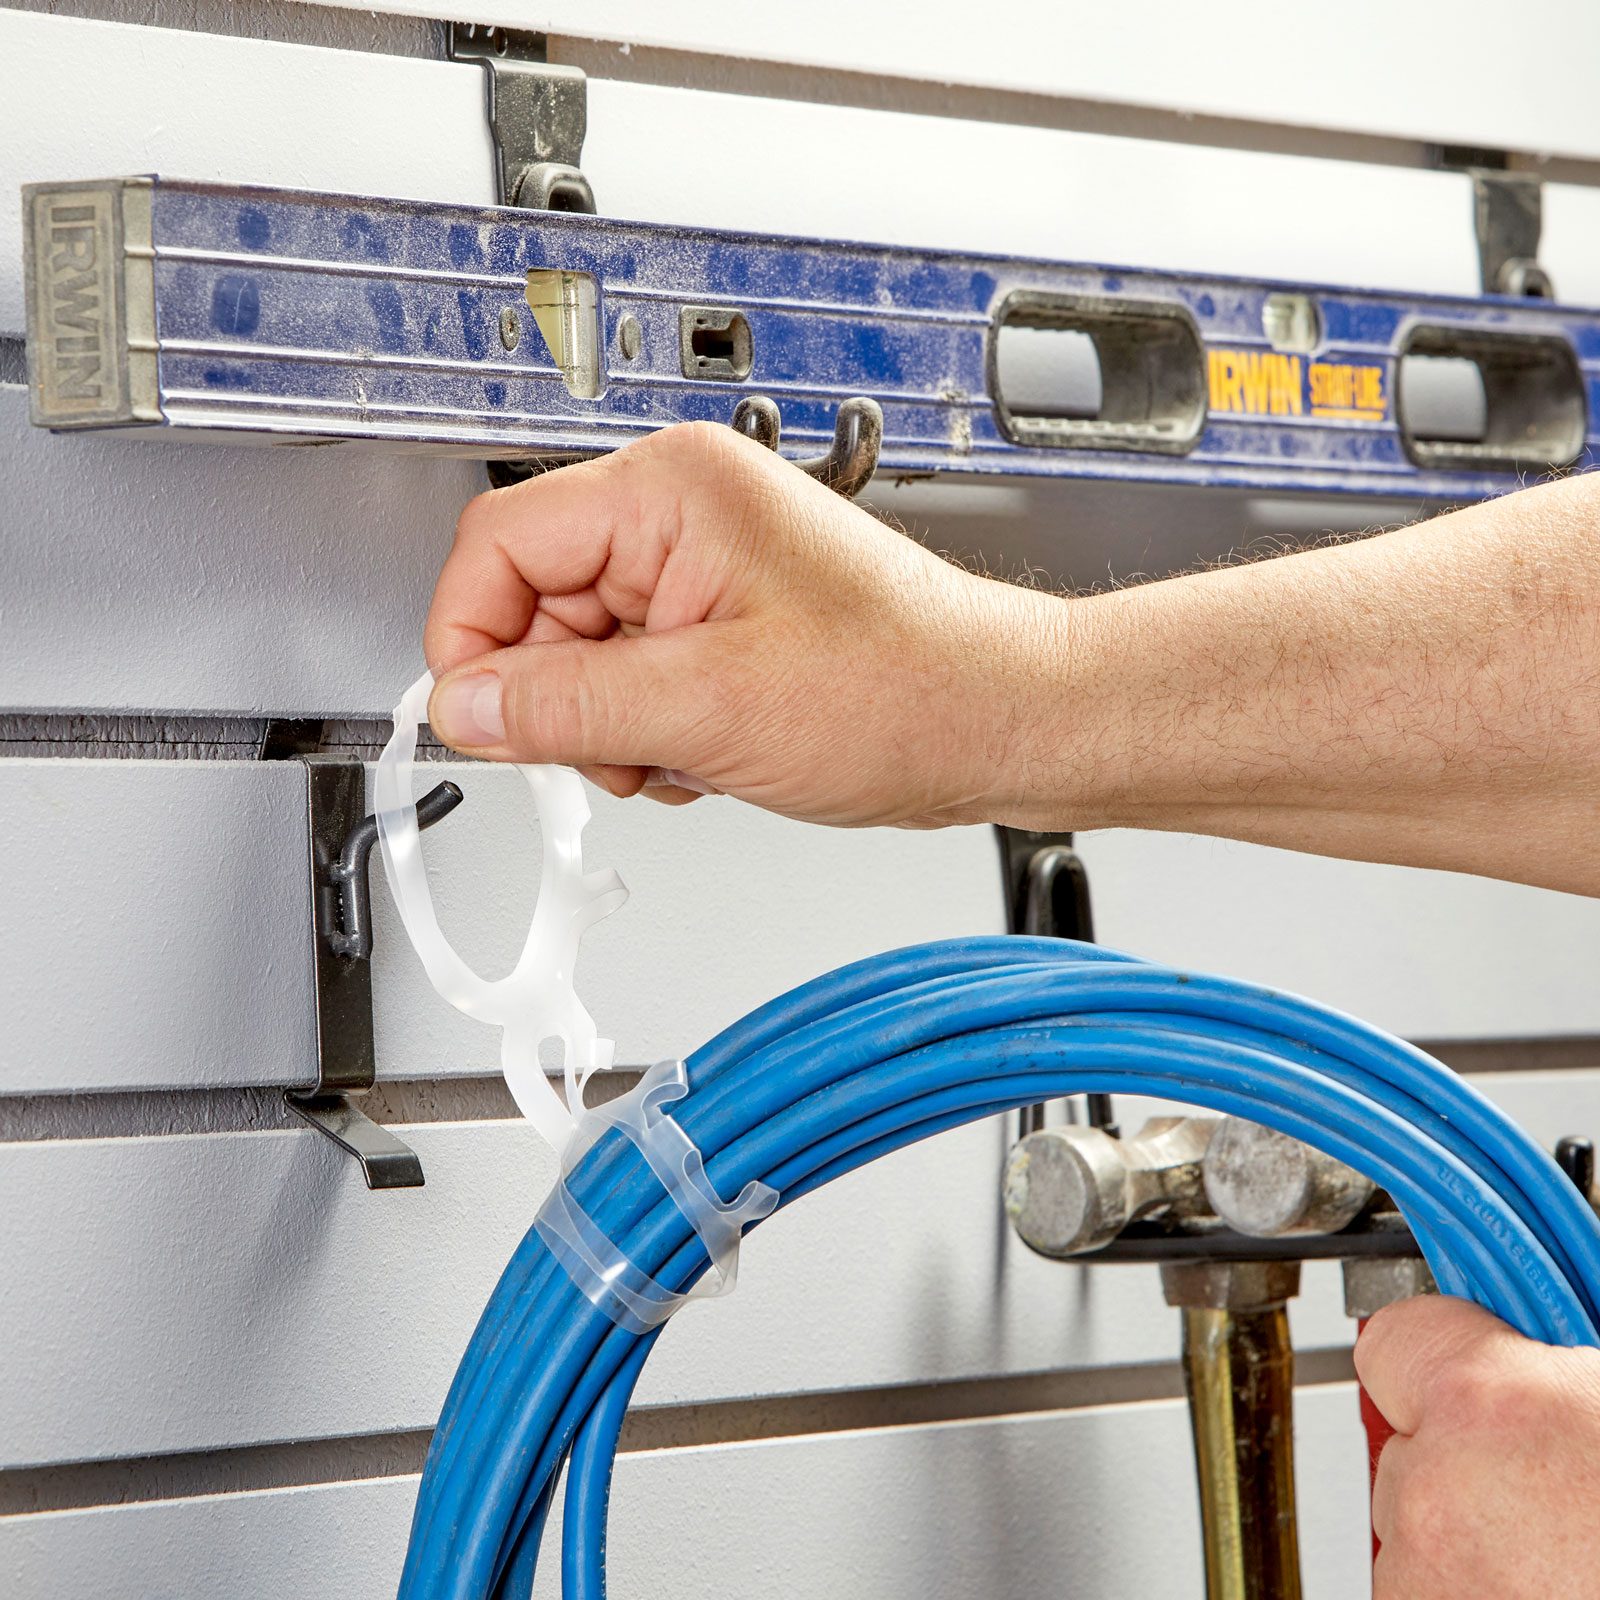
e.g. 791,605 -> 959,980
29,188 -> 124,420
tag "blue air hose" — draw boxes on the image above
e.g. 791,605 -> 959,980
394,936 -> 1600,1600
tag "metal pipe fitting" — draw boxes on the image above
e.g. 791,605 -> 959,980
1203,1117 -> 1376,1238
1162,1260 -> 1304,1600
1002,1117 -> 1216,1257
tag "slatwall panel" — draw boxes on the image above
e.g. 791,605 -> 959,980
1077,829 -> 1600,1040
0,1385 -> 1373,1600
0,1105 -> 1350,1469
10,11 -> 1600,700
1,759 -> 1005,1092
299,0 -> 1600,165
0,5 -> 1547,724
4,1071 -> 1595,1471
12,753 -> 1600,1100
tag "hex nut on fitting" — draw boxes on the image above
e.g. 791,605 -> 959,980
1204,1117 -> 1376,1238
1342,1257 -> 1437,1320
1161,1259 -> 1303,1312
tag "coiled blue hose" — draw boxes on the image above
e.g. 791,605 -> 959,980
395,936 -> 1600,1600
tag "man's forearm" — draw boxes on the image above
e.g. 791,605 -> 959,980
423,424 -> 1600,887
1006,473 -> 1600,894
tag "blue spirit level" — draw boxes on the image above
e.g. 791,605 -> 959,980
22,175 -> 1599,499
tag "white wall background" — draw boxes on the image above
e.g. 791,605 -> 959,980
5,5 -> 1600,1597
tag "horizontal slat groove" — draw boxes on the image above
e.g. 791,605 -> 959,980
617,1344 -> 1358,1453
0,1071 -> 643,1141
5,1045 -> 1591,1142
554,36 -> 1600,184
0,714 -> 451,761
0,1347 -> 1356,1517
0,1431 -> 435,1519
1413,1037 -> 1600,1074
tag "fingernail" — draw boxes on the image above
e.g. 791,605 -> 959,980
431,672 -> 504,748
646,767 -> 716,795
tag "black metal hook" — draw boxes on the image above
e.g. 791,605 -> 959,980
730,394 -> 883,499
286,766 -> 465,1190
326,781 -> 464,960
1557,1135 -> 1596,1199
997,828 -> 1116,1142
731,394 -> 782,451
798,396 -> 884,498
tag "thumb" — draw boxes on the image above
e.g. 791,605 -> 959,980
428,630 -> 729,775
1355,1295 -> 1525,1436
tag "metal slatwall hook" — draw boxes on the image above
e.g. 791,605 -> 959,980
328,780 -> 463,959
450,21 -> 594,491
285,760 -> 464,1189
447,23 -> 595,214
730,395 -> 883,499
996,828 -> 1115,1140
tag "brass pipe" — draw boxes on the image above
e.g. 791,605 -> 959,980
1180,1302 -> 1303,1600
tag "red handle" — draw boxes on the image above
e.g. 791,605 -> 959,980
1357,1316 -> 1398,1566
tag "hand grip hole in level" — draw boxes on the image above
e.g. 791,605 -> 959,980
991,291 -> 1206,456
1397,324 -> 1584,472
993,326 -> 1102,419
1396,355 -> 1487,444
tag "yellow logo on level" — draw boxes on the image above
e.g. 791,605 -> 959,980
1208,349 -> 1387,423
1209,350 -> 1304,416
1307,360 -> 1386,421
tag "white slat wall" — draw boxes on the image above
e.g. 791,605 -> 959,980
305,0 -> 1600,165
5,1387 -> 1375,1600
5,6 -> 1600,1598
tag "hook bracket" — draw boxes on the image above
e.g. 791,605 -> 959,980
995,826 -> 1115,1139
731,395 -> 883,499
285,759 -> 462,1189
1432,147 -> 1552,298
1470,167 -> 1552,299
447,23 -> 595,214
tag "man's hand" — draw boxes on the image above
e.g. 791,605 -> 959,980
425,421 -> 1600,892
1357,1296 -> 1600,1598
425,421 -> 1064,827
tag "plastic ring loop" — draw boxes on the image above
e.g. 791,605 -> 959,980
375,671 -> 628,1146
